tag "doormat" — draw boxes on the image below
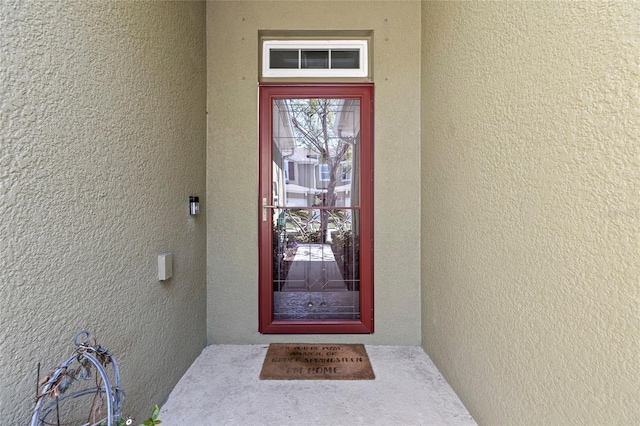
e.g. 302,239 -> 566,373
259,343 -> 375,380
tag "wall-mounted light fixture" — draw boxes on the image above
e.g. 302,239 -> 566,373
189,196 -> 200,215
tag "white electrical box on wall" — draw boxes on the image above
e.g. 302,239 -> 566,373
158,253 -> 173,281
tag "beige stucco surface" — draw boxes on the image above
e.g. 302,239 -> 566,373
207,1 -> 422,345
0,1 -> 207,422
4,0 -> 639,423
421,1 -> 640,424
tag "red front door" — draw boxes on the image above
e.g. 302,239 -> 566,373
258,83 -> 374,334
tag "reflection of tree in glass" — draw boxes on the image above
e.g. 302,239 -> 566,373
328,209 -> 351,237
286,99 -> 353,242
288,209 -> 321,243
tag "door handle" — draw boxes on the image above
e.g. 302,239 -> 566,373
262,197 -> 278,221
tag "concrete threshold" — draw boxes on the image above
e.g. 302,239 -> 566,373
160,345 -> 476,426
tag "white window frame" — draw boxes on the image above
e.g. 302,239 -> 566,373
339,161 -> 352,183
262,40 -> 368,78
319,163 -> 330,182
284,160 -> 293,183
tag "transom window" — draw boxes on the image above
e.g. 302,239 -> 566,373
262,40 -> 368,78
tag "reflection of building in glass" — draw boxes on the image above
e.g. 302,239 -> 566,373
271,99 -> 359,209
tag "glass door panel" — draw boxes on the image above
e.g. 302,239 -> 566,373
271,98 -> 360,321
272,209 -> 360,320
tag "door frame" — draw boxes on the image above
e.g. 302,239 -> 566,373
258,82 -> 374,334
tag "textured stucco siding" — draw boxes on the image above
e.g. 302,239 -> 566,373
421,1 -> 640,424
0,1 -> 206,423
207,1 -> 422,345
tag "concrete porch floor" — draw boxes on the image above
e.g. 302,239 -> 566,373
160,345 -> 476,425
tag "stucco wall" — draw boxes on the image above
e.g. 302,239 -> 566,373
0,1 -> 206,422
421,1 -> 640,424
207,1 -> 422,344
